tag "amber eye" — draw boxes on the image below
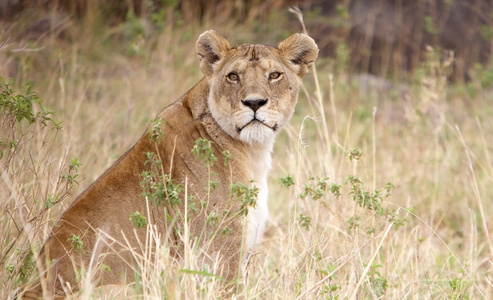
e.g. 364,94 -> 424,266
269,72 -> 281,80
227,73 -> 239,82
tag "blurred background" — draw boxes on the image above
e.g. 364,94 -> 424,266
1,0 -> 492,82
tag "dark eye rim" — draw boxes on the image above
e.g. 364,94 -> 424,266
269,72 -> 282,80
226,72 -> 239,82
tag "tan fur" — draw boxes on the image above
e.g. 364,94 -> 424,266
19,30 -> 318,298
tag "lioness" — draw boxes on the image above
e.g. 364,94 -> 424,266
20,30 -> 318,298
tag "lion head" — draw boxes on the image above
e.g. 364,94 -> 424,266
196,30 -> 318,147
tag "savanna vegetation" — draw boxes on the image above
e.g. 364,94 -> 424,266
1,1 -> 493,299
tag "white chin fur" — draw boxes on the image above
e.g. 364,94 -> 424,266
208,94 -> 278,146
238,123 -> 276,145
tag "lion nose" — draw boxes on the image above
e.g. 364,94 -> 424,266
241,98 -> 268,112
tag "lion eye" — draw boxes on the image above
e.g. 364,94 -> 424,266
269,72 -> 281,80
227,73 -> 239,82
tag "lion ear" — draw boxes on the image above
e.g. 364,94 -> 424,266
278,33 -> 319,78
196,30 -> 231,76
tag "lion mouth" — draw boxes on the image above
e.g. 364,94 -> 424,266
236,118 -> 278,133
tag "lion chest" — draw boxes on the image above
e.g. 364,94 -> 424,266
246,147 -> 272,249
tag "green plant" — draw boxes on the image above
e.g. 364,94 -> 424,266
0,77 -> 60,161
67,234 -> 84,251
347,147 -> 362,161
318,262 -> 341,298
231,180 -> 259,216
187,195 -> 201,214
130,211 -> 148,229
191,138 -> 217,167
298,213 -> 311,231
140,171 -> 182,206
298,176 -> 330,200
329,183 -> 341,197
149,118 -> 164,143
448,264 -> 472,300
60,158 -> 82,187
0,77 -> 76,291
347,215 -> 361,232
140,152 -> 182,207
424,16 -> 440,35
278,174 -> 295,188
366,263 -> 388,297
221,149 -> 231,166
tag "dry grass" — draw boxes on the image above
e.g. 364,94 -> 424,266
1,6 -> 493,299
